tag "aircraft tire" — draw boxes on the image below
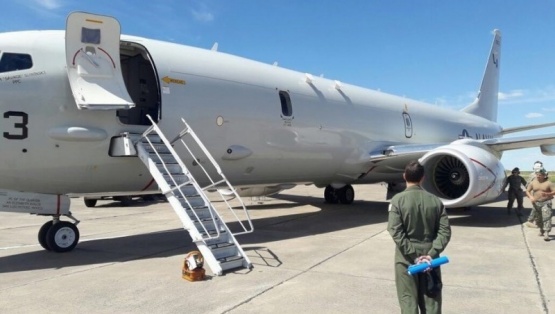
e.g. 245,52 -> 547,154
338,185 -> 355,204
115,196 -> 132,207
38,221 -> 53,251
45,221 -> 80,253
84,198 -> 97,208
141,195 -> 155,201
324,185 -> 339,204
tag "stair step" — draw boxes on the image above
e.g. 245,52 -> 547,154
200,228 -> 226,238
149,152 -> 175,163
218,255 -> 245,271
143,143 -> 170,153
210,243 -> 239,260
163,174 -> 190,185
156,163 -> 182,174
185,206 -> 212,220
193,216 -> 219,224
207,241 -> 234,250
177,195 -> 206,208
204,234 -> 232,246
143,134 -> 162,143
174,185 -> 200,197
193,219 -> 218,232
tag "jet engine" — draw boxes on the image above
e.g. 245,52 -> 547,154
419,140 -> 506,208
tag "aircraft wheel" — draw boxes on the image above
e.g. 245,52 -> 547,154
38,221 -> 53,251
45,221 -> 80,253
84,198 -> 97,208
115,196 -> 132,206
338,185 -> 355,204
324,185 -> 339,204
141,195 -> 155,201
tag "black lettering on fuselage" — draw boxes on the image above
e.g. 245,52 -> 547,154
3,111 -> 28,140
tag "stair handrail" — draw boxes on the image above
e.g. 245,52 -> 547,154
139,117 -> 222,240
173,117 -> 253,236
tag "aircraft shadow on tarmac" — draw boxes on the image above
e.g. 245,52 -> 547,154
0,198 -> 389,273
269,192 -> 528,229
0,196 -> 528,273
446,206 -> 531,228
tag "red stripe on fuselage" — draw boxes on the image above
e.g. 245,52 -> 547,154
141,179 -> 156,191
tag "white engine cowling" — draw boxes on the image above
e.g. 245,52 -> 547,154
419,140 -> 506,208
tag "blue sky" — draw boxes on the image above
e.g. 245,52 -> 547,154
2,0 -> 555,172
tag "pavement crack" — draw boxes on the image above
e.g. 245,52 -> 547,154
519,220 -> 549,314
222,229 -> 384,313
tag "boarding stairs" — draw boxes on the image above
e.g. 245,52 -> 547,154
134,116 -> 253,276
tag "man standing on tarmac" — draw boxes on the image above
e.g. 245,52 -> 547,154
524,161 -> 544,227
502,167 -> 527,216
525,167 -> 554,241
388,160 -> 452,313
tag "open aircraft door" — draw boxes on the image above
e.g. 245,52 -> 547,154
65,12 -> 134,110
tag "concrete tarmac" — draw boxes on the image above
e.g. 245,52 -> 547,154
0,184 -> 553,313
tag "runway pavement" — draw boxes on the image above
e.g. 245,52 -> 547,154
0,184 -> 553,313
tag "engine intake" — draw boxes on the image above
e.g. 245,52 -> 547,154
419,141 -> 505,208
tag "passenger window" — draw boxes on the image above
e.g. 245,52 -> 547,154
279,90 -> 293,117
0,53 -> 33,73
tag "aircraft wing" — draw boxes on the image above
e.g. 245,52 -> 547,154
482,133 -> 555,154
369,133 -> 555,162
365,133 -> 555,174
500,122 -> 555,135
367,143 -> 443,172
369,143 -> 439,161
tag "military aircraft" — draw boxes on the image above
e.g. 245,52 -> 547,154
1,12 -> 554,258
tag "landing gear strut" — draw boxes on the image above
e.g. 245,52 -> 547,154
37,213 -> 80,252
324,184 -> 355,204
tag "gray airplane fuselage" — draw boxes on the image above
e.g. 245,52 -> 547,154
0,30 -> 500,195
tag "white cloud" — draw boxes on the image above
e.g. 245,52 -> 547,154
191,7 -> 214,22
498,89 -> 524,101
188,0 -> 217,22
33,0 -> 63,10
430,91 -> 476,109
423,85 -> 555,111
525,112 -> 543,118
499,86 -> 555,105
12,0 -> 64,20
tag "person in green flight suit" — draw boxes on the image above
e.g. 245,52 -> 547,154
388,160 -> 451,314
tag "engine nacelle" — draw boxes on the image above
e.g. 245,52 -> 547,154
419,141 -> 506,208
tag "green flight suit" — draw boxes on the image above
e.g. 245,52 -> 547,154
388,185 -> 451,314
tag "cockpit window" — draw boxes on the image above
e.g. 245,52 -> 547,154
0,53 -> 33,73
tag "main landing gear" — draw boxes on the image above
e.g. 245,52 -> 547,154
324,184 -> 355,204
38,213 -> 80,252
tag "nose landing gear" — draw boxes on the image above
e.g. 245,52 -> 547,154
38,213 -> 80,252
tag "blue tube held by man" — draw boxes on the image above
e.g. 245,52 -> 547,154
407,256 -> 449,275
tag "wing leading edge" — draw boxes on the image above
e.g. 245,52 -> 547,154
483,133 -> 555,155
365,132 -> 555,170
